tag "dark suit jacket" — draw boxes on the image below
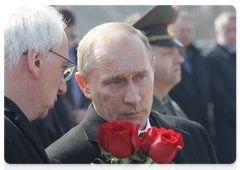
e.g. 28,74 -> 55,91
169,44 -> 210,134
4,96 -> 50,164
206,44 -> 236,163
46,104 -> 217,164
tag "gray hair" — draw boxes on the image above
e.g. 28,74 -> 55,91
77,22 -> 154,82
214,11 -> 236,31
4,5 -> 66,69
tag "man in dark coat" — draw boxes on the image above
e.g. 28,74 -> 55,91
46,8 -> 217,163
46,103 -> 217,164
4,5 -> 76,163
168,11 -> 211,134
206,11 -> 236,164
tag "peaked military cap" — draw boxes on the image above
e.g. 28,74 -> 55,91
132,5 -> 183,47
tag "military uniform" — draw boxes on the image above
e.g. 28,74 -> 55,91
152,94 -> 188,119
132,6 -> 188,119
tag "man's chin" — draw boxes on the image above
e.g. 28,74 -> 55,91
120,118 -> 147,130
36,110 -> 49,120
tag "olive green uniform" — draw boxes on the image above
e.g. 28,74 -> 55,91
152,94 -> 188,119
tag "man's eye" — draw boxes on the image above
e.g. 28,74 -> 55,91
139,75 -> 145,79
110,81 -> 119,85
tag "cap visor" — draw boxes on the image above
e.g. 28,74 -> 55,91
150,39 -> 183,47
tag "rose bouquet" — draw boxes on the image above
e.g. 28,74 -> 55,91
97,119 -> 183,164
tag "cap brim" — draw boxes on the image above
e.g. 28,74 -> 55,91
150,39 -> 183,47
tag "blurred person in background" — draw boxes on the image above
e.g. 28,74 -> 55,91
168,11 -> 211,135
206,11 -> 236,164
57,8 -> 92,126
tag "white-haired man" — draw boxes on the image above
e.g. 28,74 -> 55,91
206,11 -> 236,163
4,5 -> 76,163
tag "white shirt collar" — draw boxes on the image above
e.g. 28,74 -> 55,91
138,118 -> 151,135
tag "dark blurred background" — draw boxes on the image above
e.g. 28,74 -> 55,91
53,5 -> 235,55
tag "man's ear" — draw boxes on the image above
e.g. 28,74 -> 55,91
75,72 -> 92,99
27,49 -> 42,80
153,56 -> 156,71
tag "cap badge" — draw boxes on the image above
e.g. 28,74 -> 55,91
167,24 -> 174,36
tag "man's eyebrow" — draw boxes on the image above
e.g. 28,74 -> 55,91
101,69 -> 150,84
101,74 -> 125,84
133,69 -> 149,76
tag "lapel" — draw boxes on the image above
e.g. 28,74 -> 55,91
215,44 -> 232,61
215,45 -> 236,74
150,111 -> 197,163
81,104 -> 108,142
81,104 -> 197,163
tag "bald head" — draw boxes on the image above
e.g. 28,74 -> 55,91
77,22 -> 154,82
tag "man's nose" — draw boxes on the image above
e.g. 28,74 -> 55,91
58,80 -> 67,94
123,82 -> 141,107
175,52 -> 185,64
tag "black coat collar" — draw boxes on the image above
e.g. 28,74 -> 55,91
81,104 -> 108,142
81,104 -> 197,163
215,44 -> 233,60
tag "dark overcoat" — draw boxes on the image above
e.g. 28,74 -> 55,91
206,44 -> 236,163
4,96 -> 50,163
169,44 -> 210,134
46,104 -> 217,164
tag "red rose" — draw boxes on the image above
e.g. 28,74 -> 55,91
141,127 -> 183,164
140,127 -> 159,155
98,120 -> 141,158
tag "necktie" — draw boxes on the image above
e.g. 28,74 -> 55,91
139,132 -> 146,137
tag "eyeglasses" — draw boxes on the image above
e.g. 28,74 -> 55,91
23,50 -> 77,82
49,50 -> 77,81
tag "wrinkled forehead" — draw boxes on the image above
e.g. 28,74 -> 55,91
93,33 -> 146,61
